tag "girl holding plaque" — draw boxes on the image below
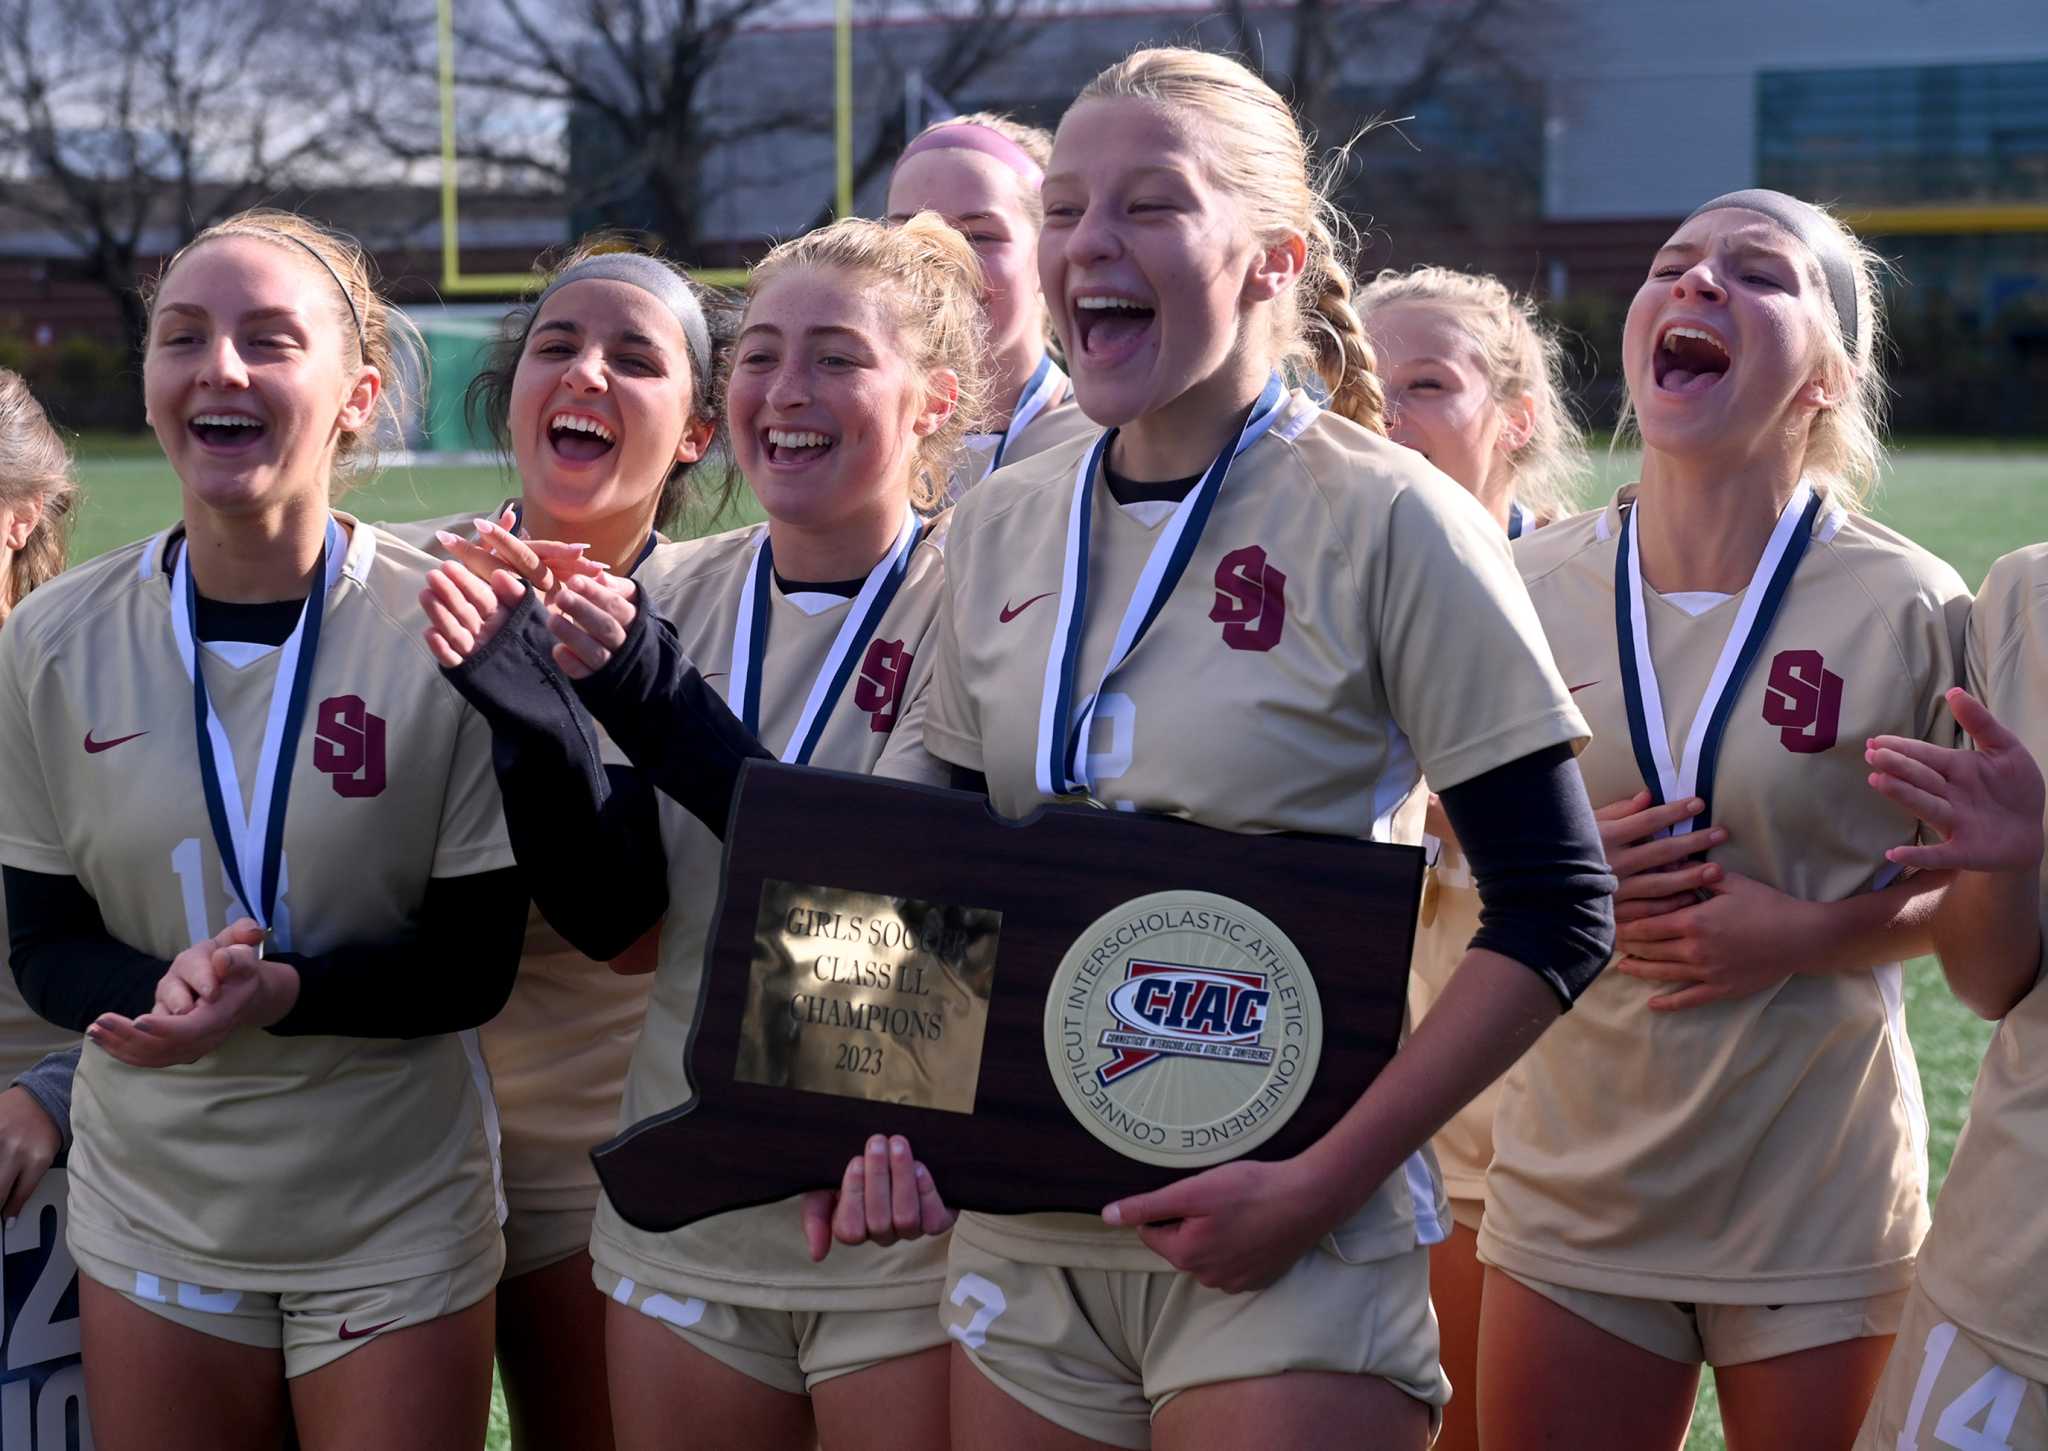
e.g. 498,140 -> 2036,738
1851,562 -> 2048,1447
423,213 -> 984,1451
384,238 -> 723,1451
885,112 -> 1093,501
1476,195 -> 1971,1449
1358,267 -> 1589,1451
830,48 -> 1616,1450
0,210 -> 524,1451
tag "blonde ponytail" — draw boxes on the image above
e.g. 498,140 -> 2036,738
1303,214 -> 1386,434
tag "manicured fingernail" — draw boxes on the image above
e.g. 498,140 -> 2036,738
434,530 -> 465,550
1102,1203 -> 1123,1226
889,1136 -> 910,1155
867,1135 -> 886,1153
471,518 -> 497,535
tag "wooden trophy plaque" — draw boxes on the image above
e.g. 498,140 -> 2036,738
591,761 -> 1423,1232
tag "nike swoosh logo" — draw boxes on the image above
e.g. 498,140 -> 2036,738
337,1316 -> 402,1341
999,592 -> 1055,624
83,730 -> 148,754
702,672 -> 727,682
1568,681 -> 1601,694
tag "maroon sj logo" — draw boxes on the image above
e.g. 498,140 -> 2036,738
312,695 -> 388,797
853,639 -> 913,734
1761,649 -> 1842,754
1210,544 -> 1287,653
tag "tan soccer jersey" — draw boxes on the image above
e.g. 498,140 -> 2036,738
1407,842 -> 1495,1202
588,517 -> 954,1311
922,390 -> 1588,1271
1406,505 -> 1541,1202
385,509 -> 656,1230
1482,487 -> 1970,1304
0,516 -> 513,1290
1915,542 -> 2048,1381
950,376 -> 1097,502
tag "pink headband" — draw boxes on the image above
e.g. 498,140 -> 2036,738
896,124 -> 1044,189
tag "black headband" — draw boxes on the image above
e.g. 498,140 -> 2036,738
264,231 -> 365,359
1682,189 -> 1860,352
533,253 -> 712,383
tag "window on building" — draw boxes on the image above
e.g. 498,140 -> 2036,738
1758,61 -> 2048,206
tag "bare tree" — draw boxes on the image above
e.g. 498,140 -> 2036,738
0,0 -> 348,361
1217,0 -> 1564,138
339,0 -> 830,260
340,0 -> 1049,259
798,0 -> 1051,233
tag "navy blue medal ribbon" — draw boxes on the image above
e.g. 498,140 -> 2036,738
171,516 -> 344,932
729,507 -> 924,766
1034,373 -> 1290,798
1613,481 -> 1822,830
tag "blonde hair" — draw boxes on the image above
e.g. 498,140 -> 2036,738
0,370 -> 77,619
746,213 -> 990,512
1359,266 -> 1588,522
905,112 -> 1054,225
143,208 -> 420,496
1074,48 -> 1386,434
1798,207 -> 1889,508
1619,200 -> 1890,509
467,234 -> 732,532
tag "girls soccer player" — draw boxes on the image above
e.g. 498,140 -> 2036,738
1478,191 -> 1970,1451
0,371 -> 83,1215
0,210 -> 523,1451
384,240 -> 721,1451
886,112 -> 1093,498
1359,266 -> 1588,1451
831,48 -> 1614,1450
422,213 -> 985,1451
1854,555 -> 2048,1449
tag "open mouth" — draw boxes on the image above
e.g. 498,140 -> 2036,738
763,427 -> 834,466
548,411 -> 616,463
1073,293 -> 1156,363
1654,324 -> 1731,395
188,412 -> 267,451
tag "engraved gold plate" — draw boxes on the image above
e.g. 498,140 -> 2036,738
735,880 -> 1000,1113
1044,890 -> 1322,1167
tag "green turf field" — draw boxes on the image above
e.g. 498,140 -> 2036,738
64,435 -> 2048,1451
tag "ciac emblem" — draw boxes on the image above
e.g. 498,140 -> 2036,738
1045,891 -> 1322,1167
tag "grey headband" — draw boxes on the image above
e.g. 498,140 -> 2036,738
533,253 -> 712,382
1683,189 -> 1860,352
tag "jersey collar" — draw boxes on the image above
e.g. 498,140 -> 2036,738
141,511 -> 376,589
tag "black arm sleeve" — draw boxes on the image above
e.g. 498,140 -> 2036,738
1435,743 -> 1616,1008
268,866 -> 527,1038
440,590 -> 670,959
569,582 -> 773,839
6,867 -> 166,1028
5,863 -> 529,1039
